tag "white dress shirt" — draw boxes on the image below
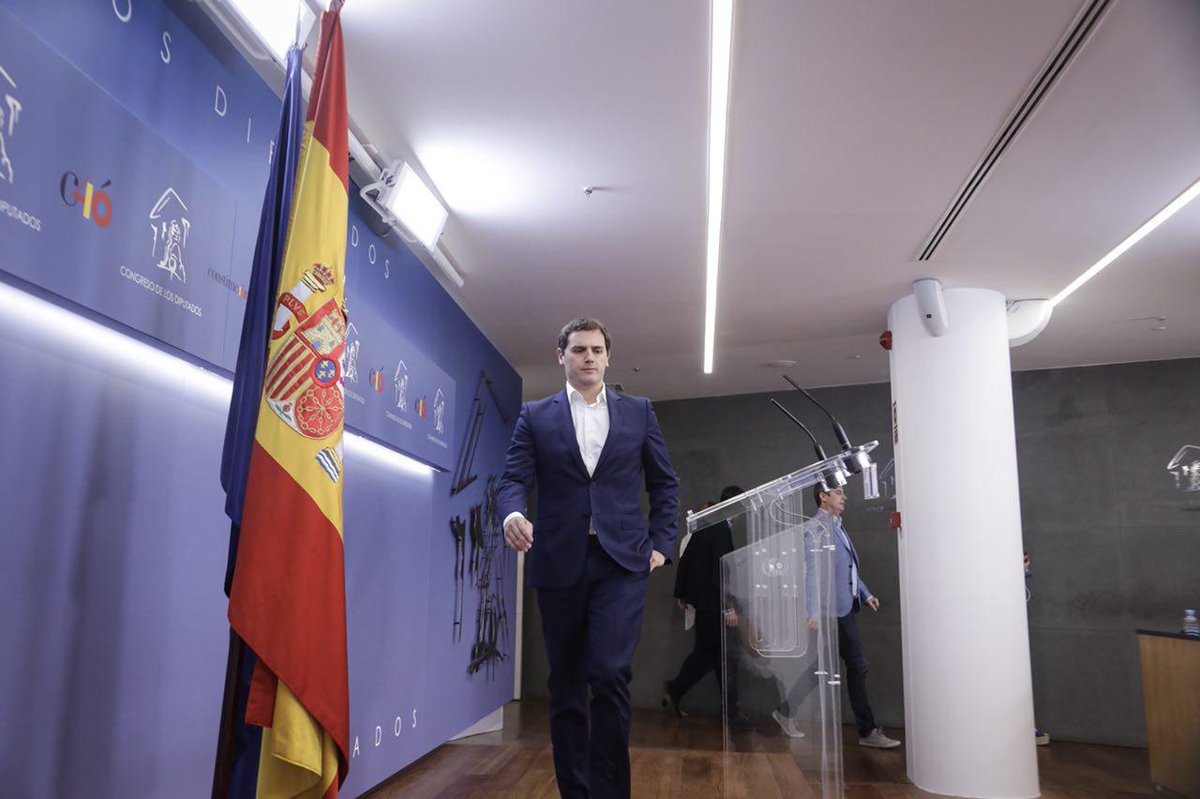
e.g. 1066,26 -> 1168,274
566,381 -> 609,476
503,382 -> 610,533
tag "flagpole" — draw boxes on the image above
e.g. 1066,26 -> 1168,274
210,629 -> 244,799
293,0 -> 303,51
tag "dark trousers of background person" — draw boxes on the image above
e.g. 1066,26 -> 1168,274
536,539 -> 649,799
666,607 -> 740,716
779,612 -> 876,738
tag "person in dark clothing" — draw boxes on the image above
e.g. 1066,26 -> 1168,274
662,485 -> 753,728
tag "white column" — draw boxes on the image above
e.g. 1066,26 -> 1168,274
888,287 -> 1038,799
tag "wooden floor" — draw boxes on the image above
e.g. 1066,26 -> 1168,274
366,699 -> 1154,798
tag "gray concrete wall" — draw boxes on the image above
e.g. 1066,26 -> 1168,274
520,358 -> 1200,747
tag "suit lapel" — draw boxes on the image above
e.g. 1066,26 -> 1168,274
592,388 -> 620,475
838,521 -> 859,566
554,390 -> 590,477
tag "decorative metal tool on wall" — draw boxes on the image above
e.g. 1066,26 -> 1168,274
467,476 -> 510,678
450,371 -> 510,496
449,514 -> 467,640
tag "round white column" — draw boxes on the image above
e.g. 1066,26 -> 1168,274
888,287 -> 1038,798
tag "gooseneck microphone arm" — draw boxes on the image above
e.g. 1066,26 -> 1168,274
769,399 -> 827,462
783,374 -> 852,451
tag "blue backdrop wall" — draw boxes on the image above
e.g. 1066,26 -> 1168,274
0,1 -> 520,796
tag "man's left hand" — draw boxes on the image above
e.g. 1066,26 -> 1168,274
649,550 -> 666,572
866,596 -> 880,611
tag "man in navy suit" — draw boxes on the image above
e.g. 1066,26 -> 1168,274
498,317 -> 679,799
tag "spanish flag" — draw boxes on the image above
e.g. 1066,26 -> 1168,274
227,4 -> 350,797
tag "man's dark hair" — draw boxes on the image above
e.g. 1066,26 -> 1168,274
558,317 -> 611,353
720,485 -> 744,502
813,484 -> 828,507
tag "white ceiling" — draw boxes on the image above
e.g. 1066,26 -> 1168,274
340,0 -> 1200,401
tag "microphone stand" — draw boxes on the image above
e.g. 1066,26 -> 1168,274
782,375 -> 879,496
770,399 -> 847,492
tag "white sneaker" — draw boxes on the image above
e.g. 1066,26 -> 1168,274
1035,730 -> 1050,746
771,710 -> 805,739
859,728 -> 901,749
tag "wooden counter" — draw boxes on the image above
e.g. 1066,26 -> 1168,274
1138,630 -> 1200,798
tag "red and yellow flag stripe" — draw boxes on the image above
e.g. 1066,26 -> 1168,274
228,5 -> 350,797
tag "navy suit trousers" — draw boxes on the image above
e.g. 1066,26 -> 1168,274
537,541 -> 649,799
667,608 -> 740,716
779,611 -> 877,737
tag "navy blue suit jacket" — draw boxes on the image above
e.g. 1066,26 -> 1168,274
497,388 -> 679,589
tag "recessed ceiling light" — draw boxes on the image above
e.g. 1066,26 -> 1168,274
765,359 -> 797,368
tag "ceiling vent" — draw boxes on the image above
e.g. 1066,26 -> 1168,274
916,0 -> 1115,261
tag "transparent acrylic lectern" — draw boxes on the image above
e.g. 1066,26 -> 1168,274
685,442 -> 878,799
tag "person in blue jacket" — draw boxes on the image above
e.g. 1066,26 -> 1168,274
498,317 -> 679,799
772,483 -> 901,749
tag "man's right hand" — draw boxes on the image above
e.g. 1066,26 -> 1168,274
807,617 -> 820,631
503,515 -> 534,553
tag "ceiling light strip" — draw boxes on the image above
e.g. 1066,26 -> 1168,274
1050,175 -> 1200,308
704,0 -> 734,375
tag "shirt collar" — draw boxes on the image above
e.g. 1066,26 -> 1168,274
566,381 -> 607,407
815,508 -> 843,528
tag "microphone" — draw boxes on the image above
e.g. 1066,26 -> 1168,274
771,399 -> 848,492
782,375 -> 851,451
782,375 -> 878,496
769,399 -> 826,461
